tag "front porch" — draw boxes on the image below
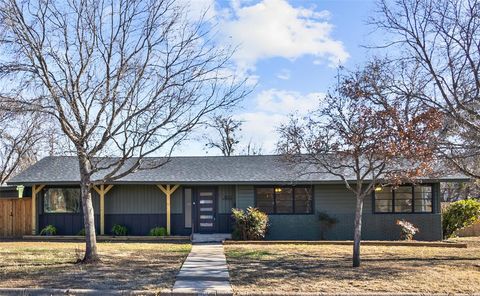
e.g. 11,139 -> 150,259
25,183 -> 234,237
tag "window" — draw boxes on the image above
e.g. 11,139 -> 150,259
394,186 -> 413,213
374,187 -> 393,213
294,187 -> 313,214
184,188 -> 192,228
414,185 -> 433,213
43,188 -> 81,213
256,188 -> 274,213
256,186 -> 312,214
374,185 -> 433,213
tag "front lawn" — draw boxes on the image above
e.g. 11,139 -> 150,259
225,237 -> 480,294
0,241 -> 191,291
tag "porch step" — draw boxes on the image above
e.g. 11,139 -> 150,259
192,233 -> 231,243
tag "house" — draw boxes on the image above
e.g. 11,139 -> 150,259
5,155 -> 467,240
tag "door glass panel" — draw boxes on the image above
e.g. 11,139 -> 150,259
200,207 -> 213,211
200,215 -> 213,219
199,199 -> 213,204
200,192 -> 213,196
200,223 -> 213,227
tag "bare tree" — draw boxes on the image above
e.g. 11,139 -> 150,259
0,0 -> 247,263
441,181 -> 480,202
0,111 -> 43,185
204,115 -> 243,156
372,0 -> 480,178
278,60 -> 441,267
241,139 -> 263,156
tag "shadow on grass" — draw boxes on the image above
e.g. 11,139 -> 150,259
226,250 -> 480,287
0,251 -> 187,290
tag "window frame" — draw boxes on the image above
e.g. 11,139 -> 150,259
254,185 -> 314,215
372,184 -> 434,214
42,186 -> 82,214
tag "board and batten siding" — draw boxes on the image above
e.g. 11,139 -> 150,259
104,184 -> 184,235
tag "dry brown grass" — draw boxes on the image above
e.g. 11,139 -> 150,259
225,237 -> 480,294
0,241 -> 191,291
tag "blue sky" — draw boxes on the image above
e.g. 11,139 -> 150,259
177,0 -> 380,155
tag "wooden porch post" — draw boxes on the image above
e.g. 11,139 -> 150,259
31,184 -> 45,235
93,184 -> 113,235
157,184 -> 180,235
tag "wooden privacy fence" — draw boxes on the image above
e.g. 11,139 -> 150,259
0,198 -> 32,237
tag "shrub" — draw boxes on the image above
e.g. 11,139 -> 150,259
443,199 -> 480,238
111,224 -> 128,236
232,207 -> 269,240
149,227 -> 167,236
396,219 -> 419,240
77,228 -> 85,236
318,212 -> 338,240
39,225 -> 57,236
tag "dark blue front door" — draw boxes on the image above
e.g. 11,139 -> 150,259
196,188 -> 216,233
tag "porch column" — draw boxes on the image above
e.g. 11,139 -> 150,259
157,184 -> 180,235
31,184 -> 45,235
93,184 -> 114,235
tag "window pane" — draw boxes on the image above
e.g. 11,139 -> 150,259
375,187 -> 393,212
414,185 -> 433,213
256,188 -> 274,213
294,187 -> 312,213
184,188 -> 192,228
44,188 -> 80,213
275,187 -> 293,213
394,186 -> 413,213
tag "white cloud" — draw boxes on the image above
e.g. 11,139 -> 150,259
256,89 -> 323,114
218,0 -> 349,71
234,89 -> 325,153
179,0 -> 217,21
276,69 -> 291,80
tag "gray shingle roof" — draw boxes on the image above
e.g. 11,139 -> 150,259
7,155 -> 468,185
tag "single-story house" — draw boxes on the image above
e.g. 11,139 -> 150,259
6,155 -> 467,240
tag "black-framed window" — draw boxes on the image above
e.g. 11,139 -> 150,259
374,184 -> 433,213
255,186 -> 313,214
43,188 -> 81,213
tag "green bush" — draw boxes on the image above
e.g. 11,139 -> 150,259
149,227 -> 167,236
39,225 -> 57,236
442,199 -> 480,238
111,224 -> 128,236
77,228 -> 85,236
232,207 -> 269,240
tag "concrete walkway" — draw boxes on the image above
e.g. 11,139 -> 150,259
173,243 -> 232,295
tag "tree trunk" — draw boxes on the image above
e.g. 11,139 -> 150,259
78,156 -> 99,263
352,195 -> 364,267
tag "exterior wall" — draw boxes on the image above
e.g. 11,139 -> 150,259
37,186 -> 100,235
232,183 -> 442,241
104,185 -> 188,235
34,182 -> 442,240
